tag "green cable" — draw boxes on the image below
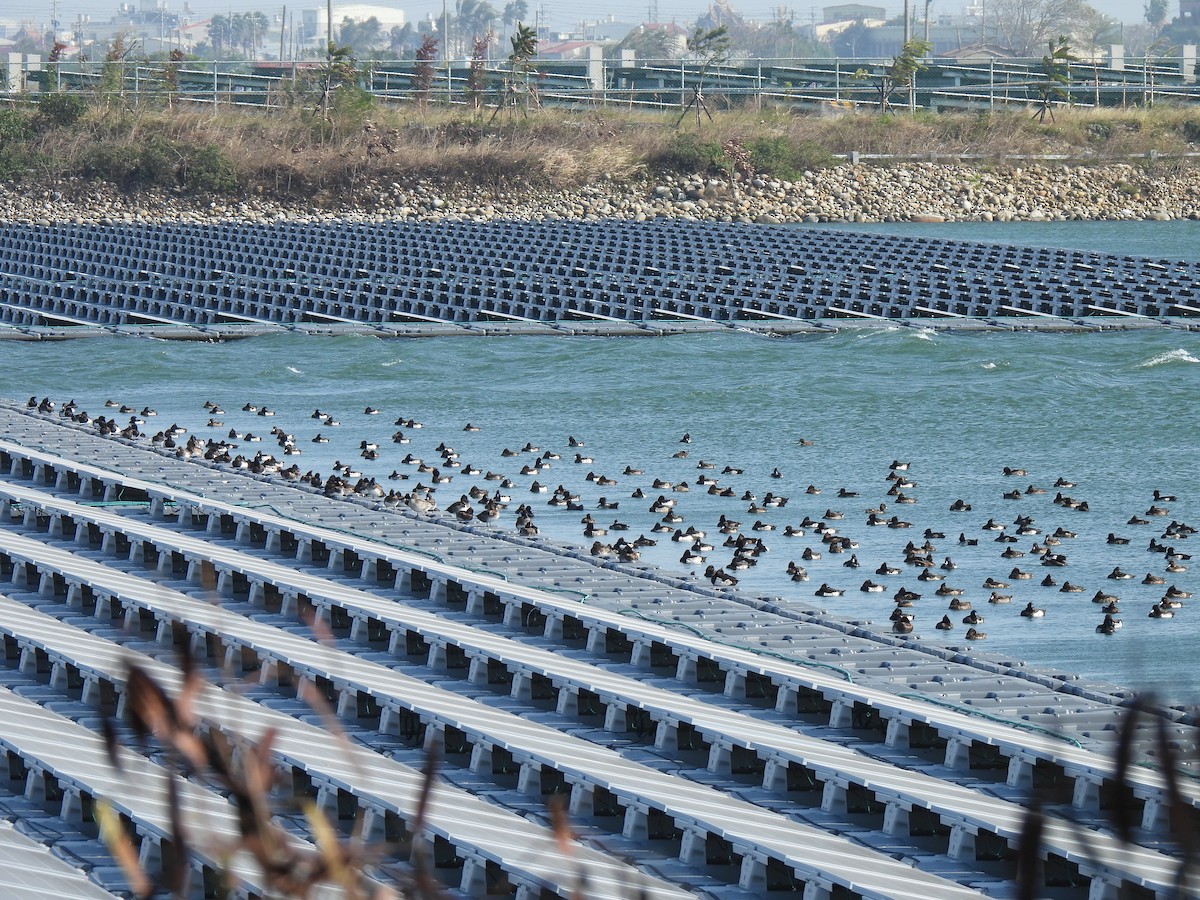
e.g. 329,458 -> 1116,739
78,500 -> 162,507
898,692 -> 1084,749
536,586 -> 589,601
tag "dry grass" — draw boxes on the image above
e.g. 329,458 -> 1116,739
101,641 -> 1200,899
103,637 -> 603,899
9,98 -> 1200,203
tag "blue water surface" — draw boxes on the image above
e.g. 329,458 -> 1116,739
3,221 -> 1200,705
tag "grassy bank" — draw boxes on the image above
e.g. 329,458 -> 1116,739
3,97 -> 1200,206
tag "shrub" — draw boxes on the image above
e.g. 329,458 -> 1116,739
180,144 -> 237,193
1180,116 -> 1200,144
661,132 -> 728,174
80,143 -> 140,186
746,136 -> 834,179
0,109 -> 35,180
301,83 -> 375,144
0,108 -> 32,143
137,136 -> 179,187
79,136 -> 236,194
34,93 -> 88,129
79,137 -> 182,189
332,83 -> 373,124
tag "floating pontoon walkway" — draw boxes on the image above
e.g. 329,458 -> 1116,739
0,403 -> 1196,898
1,221 -> 1199,337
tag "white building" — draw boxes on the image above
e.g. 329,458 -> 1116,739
300,4 -> 406,43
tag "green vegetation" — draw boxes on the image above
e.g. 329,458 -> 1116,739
1034,36 -> 1078,123
491,22 -> 539,120
32,94 -> 88,129
746,136 -> 835,179
0,109 -> 39,180
875,38 -> 933,113
76,134 -> 237,193
661,132 -> 730,174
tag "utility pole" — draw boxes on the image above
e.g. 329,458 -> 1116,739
280,4 -> 286,59
902,0 -> 910,45
323,0 -> 333,117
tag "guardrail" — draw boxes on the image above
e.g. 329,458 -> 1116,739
5,54 -> 1200,113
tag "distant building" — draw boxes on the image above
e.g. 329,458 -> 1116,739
825,20 -> 985,57
579,17 -> 639,43
3,51 -> 40,92
939,42 -> 1014,60
112,1 -> 182,35
300,5 -> 405,44
620,21 -> 688,55
822,4 -> 886,25
176,18 -> 210,51
538,39 -> 603,60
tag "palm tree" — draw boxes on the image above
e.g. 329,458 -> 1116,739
340,16 -> 384,55
388,23 -> 417,55
1146,0 -> 1168,37
227,13 -> 252,57
457,0 -> 498,48
501,0 -> 527,41
208,14 -> 231,55
230,13 -> 250,57
245,12 -> 269,57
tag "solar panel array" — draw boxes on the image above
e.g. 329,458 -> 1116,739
0,406 -> 1195,900
1,221 -> 1199,333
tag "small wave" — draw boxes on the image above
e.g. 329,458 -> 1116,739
909,327 -> 937,342
852,326 -> 899,340
981,362 -> 998,370
286,366 -> 302,375
1137,349 -> 1200,368
381,358 -> 404,367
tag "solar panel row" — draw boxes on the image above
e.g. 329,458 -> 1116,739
0,221 -> 1197,332
0,407 -> 1194,899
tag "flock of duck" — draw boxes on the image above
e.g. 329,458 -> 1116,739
25,395 -> 1194,641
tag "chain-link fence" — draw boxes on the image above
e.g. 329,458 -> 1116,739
5,54 -> 1200,114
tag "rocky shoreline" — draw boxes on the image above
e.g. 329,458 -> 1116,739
3,161 -> 1199,225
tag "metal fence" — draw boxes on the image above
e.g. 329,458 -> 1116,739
7,54 -> 1200,114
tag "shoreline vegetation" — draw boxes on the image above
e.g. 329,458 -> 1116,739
2,101 -> 1200,224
